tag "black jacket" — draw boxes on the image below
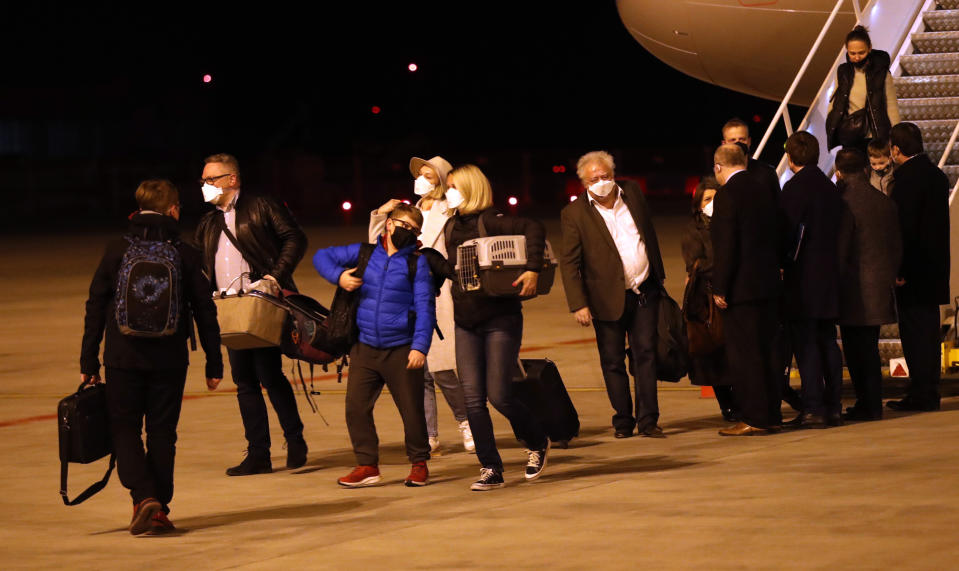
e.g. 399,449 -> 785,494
711,170 -> 781,305
837,174 -> 902,325
748,158 -> 781,203
194,191 -> 307,291
81,213 -> 223,378
825,49 -> 893,150
445,208 -> 546,329
890,154 -> 951,305
559,180 -> 666,321
779,165 -> 842,320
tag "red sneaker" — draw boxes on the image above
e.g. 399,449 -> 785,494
129,498 -> 162,535
337,465 -> 381,488
146,511 -> 176,535
404,461 -> 429,487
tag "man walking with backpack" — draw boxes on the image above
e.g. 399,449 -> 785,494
80,179 -> 223,535
194,153 -> 309,475
313,204 -> 436,487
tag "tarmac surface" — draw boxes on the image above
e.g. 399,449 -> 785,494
2,208 -> 958,570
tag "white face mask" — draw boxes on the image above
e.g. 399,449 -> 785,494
201,183 -> 223,203
588,179 -> 616,198
702,200 -> 714,218
445,187 -> 465,209
414,175 -> 435,196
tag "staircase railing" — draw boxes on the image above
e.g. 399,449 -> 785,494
754,0 -> 930,180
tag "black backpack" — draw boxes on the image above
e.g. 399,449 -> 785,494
655,291 -> 690,382
114,235 -> 182,337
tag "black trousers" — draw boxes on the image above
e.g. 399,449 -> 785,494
345,343 -> 430,466
723,299 -> 783,428
227,346 -> 304,456
790,319 -> 843,417
593,285 -> 661,433
105,367 -> 187,508
897,302 -> 942,406
840,325 -> 882,417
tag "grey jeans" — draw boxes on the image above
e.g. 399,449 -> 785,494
424,369 -> 467,437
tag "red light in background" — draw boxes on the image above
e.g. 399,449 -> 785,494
752,114 -> 762,123
342,201 -> 353,211
408,63 -> 418,72
507,196 -> 518,206
551,165 -> 567,174
371,106 -> 381,115
202,74 -> 212,84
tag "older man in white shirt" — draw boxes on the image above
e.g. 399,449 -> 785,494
559,151 -> 667,438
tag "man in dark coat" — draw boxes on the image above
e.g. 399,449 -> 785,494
835,149 -> 902,421
887,123 -> 950,411
194,153 -> 309,475
560,150 -> 667,438
711,144 -> 783,435
779,131 -> 843,427
722,117 -> 781,201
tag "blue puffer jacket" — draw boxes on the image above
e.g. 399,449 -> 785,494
313,241 -> 435,354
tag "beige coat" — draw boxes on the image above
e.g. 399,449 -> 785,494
368,198 -> 456,372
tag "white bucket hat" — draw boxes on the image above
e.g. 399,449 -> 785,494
409,155 -> 453,192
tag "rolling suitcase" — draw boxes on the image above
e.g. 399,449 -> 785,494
58,381 -> 115,505
512,358 -> 579,447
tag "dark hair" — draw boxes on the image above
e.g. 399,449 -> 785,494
867,138 -> 891,158
835,148 -> 868,176
785,131 -> 820,167
691,176 -> 720,216
390,202 -> 424,229
845,25 -> 871,48
890,122 -> 924,157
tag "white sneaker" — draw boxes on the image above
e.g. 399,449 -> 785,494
459,420 -> 475,453
429,436 -> 441,453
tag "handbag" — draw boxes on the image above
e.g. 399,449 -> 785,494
683,266 -> 724,357
215,282 -> 289,349
58,381 -> 116,506
837,108 -> 869,147
656,289 -> 690,382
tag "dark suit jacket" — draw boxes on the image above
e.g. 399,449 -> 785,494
711,170 -> 781,305
890,154 -> 951,306
779,165 -> 842,320
748,157 -> 781,203
560,180 -> 665,321
837,174 -> 902,326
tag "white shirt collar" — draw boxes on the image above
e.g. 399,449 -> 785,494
587,186 -> 623,208
216,190 -> 240,213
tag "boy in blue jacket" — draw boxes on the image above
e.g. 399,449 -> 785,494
313,204 -> 436,487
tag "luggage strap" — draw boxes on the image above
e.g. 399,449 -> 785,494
215,212 -> 271,278
60,453 -> 116,506
291,361 -> 329,426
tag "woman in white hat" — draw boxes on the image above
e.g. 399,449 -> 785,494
369,155 -> 473,454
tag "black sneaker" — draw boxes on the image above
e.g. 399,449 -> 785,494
286,437 -> 308,469
470,467 -> 505,491
226,452 -> 272,476
524,440 -> 550,481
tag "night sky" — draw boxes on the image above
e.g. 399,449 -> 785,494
2,2 -> 787,225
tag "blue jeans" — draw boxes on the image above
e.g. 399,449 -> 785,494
424,369 -> 467,438
456,313 -> 547,472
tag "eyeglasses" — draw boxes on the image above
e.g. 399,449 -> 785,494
390,218 -> 420,233
584,174 -> 613,185
198,173 -> 232,185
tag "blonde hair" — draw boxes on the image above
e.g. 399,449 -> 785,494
135,179 -> 179,212
714,144 -> 747,168
576,151 -> 616,182
449,164 -> 493,215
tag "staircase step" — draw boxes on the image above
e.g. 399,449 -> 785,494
901,53 -> 959,76
912,31 -> 959,54
879,324 -> 900,339
924,10 -> 959,32
912,119 -> 958,143
939,0 -> 959,11
895,75 -> 959,98
900,96 -> 959,121
925,141 -> 959,165
944,165 -> 959,187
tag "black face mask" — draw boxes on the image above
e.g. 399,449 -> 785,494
391,227 -> 418,250
853,54 -> 869,69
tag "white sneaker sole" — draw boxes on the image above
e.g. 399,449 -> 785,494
337,475 -> 381,488
470,482 -> 505,491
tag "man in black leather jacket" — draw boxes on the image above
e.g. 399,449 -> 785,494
194,153 -> 309,476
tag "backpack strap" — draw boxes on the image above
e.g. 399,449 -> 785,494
214,211 -> 270,277
354,243 -> 376,279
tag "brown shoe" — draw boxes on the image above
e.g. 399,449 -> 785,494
718,422 -> 770,436
129,498 -> 162,535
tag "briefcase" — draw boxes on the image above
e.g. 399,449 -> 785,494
215,290 -> 289,349
58,381 -> 115,506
